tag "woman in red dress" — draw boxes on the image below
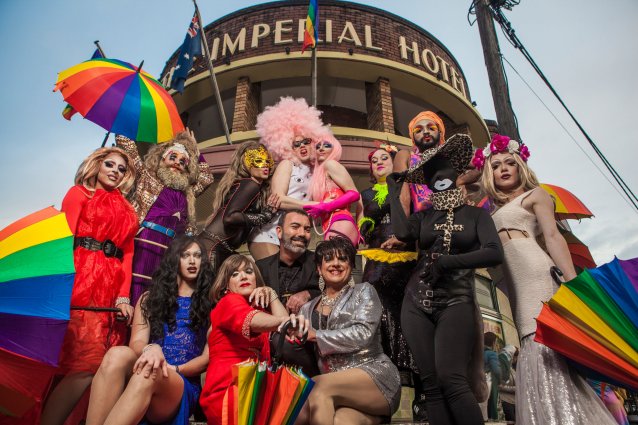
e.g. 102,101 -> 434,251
200,254 -> 307,425
42,147 -> 139,425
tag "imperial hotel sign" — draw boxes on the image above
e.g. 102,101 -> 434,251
160,1 -> 489,158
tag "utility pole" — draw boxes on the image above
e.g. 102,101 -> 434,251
474,0 -> 521,140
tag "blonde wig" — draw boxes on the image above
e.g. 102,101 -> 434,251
481,152 -> 540,209
208,141 -> 272,216
209,254 -> 266,304
74,147 -> 136,196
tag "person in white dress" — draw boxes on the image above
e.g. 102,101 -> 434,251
474,133 -> 615,425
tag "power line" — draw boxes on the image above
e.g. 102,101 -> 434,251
477,1 -> 638,212
501,55 -> 638,215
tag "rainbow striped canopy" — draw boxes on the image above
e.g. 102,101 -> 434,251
541,183 -> 593,220
54,58 -> 184,143
0,207 -> 75,417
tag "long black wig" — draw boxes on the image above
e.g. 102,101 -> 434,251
141,235 -> 214,340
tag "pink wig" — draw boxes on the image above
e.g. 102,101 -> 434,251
309,130 -> 343,201
256,97 -> 325,162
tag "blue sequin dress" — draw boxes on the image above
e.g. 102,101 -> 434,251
144,296 -> 207,425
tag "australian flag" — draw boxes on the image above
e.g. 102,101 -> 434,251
170,11 -> 202,93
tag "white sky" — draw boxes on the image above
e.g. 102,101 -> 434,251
1,0 -> 636,263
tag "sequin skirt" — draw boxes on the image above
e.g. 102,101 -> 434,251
517,335 -> 616,425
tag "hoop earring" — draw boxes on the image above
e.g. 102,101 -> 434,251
318,275 -> 325,292
348,277 -> 355,288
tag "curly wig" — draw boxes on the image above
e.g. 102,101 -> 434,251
256,97 -> 325,162
141,235 -> 213,341
74,147 -> 136,196
143,131 -> 202,226
143,131 -> 201,184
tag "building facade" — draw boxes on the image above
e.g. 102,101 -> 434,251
160,0 -> 518,348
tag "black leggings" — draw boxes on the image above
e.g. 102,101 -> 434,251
401,298 -> 483,425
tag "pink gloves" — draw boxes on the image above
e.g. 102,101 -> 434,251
304,190 -> 360,217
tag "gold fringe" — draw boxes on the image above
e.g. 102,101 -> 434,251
358,248 -> 417,263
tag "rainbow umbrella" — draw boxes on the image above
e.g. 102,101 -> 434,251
541,183 -> 593,220
0,207 -> 75,418
558,225 -> 596,270
54,58 -> 184,143
535,256 -> 638,391
535,303 -> 638,391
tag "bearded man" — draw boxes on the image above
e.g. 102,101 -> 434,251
255,209 -> 319,314
116,130 -> 214,305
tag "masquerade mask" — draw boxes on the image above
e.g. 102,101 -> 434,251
471,134 -> 530,171
293,138 -> 312,149
244,145 -> 274,169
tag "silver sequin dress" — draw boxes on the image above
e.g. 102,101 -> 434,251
300,282 -> 402,414
492,189 -> 615,425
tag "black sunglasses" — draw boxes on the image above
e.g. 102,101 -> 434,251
293,139 -> 312,149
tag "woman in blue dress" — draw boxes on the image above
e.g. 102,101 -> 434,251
85,235 -> 213,425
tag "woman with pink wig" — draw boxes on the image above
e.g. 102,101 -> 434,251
304,131 -> 363,247
248,97 -> 325,261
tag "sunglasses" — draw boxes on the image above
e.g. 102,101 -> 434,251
315,142 -> 333,150
293,139 -> 312,149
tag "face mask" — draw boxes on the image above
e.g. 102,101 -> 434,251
433,178 -> 454,191
243,146 -> 274,169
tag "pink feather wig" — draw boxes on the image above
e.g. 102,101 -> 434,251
309,129 -> 343,202
255,96 -> 325,162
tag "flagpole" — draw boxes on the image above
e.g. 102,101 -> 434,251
192,0 -> 232,145
311,47 -> 317,107
93,40 -> 106,58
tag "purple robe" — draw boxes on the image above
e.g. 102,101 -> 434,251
131,188 -> 188,305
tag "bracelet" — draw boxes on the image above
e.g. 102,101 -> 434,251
115,296 -> 131,306
267,287 -> 279,302
142,343 -> 159,353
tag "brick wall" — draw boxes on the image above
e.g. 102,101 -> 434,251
366,77 -> 395,134
231,77 -> 260,132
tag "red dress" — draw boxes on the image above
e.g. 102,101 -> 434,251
58,185 -> 138,373
200,293 -> 269,425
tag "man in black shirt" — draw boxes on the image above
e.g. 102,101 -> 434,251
256,209 -> 319,314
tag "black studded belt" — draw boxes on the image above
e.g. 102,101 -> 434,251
74,237 -> 124,260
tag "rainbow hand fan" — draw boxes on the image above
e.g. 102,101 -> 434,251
535,257 -> 638,391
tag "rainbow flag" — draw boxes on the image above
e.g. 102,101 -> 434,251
302,0 -> 318,53
61,103 -> 76,120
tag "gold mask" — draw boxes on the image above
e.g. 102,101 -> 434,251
243,145 -> 274,169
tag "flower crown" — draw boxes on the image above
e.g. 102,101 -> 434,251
377,142 -> 399,154
471,134 -> 530,170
